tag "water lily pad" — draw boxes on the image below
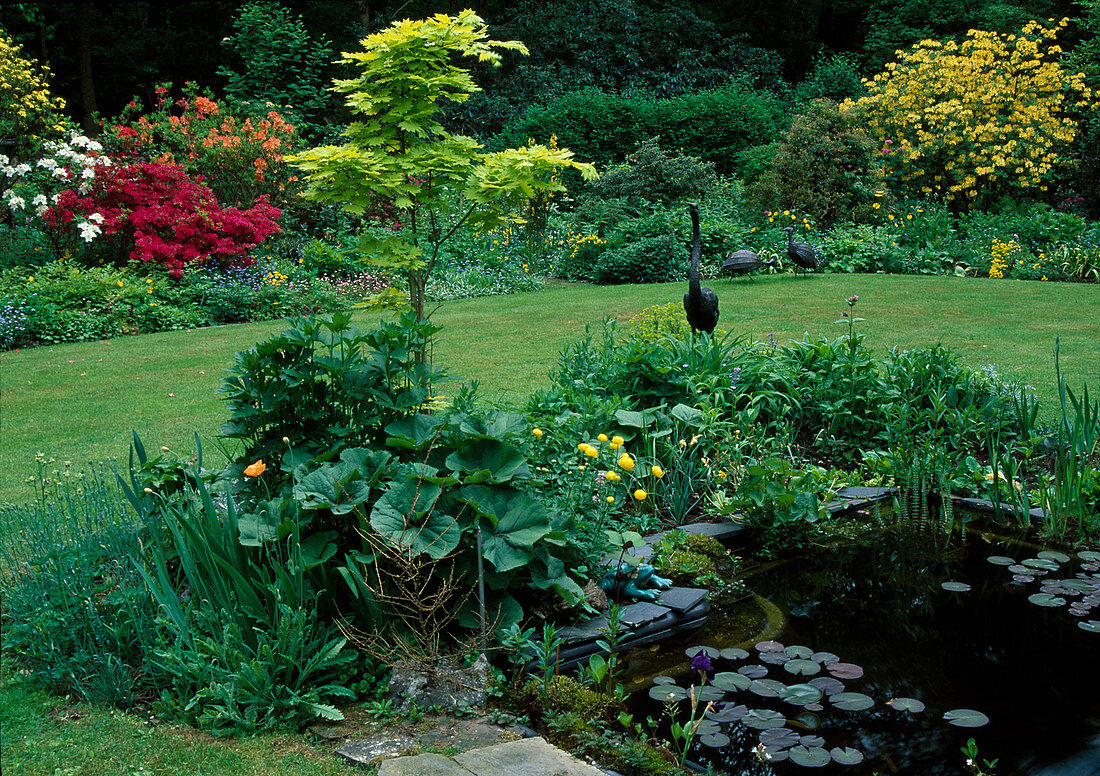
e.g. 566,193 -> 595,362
652,675 -> 676,685
706,703 -> 748,723
1079,620 -> 1100,633
784,659 -> 822,676
800,735 -> 825,748
809,677 -> 846,696
1008,564 -> 1034,575
720,647 -> 750,660
794,711 -> 821,729
832,692 -> 875,711
1078,550 -> 1100,562
1011,574 -> 1036,584
761,651 -> 792,665
694,719 -> 721,736
811,651 -> 840,666
738,664 -> 768,679
804,703 -> 824,712
649,684 -> 688,702
756,640 -> 785,653
779,683 -> 824,706
831,747 -> 865,765
760,728 -> 799,748
749,678 -> 788,698
1061,579 -> 1095,592
789,745 -> 831,767
784,645 -> 814,659
699,732 -> 730,748
1038,550 -> 1071,563
711,671 -> 752,692
1028,593 -> 1066,607
686,645 -> 721,659
761,747 -> 790,762
887,697 -> 926,713
943,708 -> 990,727
941,581 -> 972,592
698,685 -> 726,702
828,662 -> 864,680
743,708 -> 787,729
987,555 -> 1016,566
1023,557 -> 1060,571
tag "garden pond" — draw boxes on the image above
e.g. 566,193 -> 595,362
624,525 -> 1100,775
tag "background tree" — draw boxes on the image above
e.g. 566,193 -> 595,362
845,18 -> 1095,209
289,10 -> 596,322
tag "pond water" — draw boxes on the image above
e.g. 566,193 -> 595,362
638,527 -> 1100,776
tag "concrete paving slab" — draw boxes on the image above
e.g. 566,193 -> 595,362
453,736 -> 605,776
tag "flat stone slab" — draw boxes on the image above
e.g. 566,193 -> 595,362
678,520 -> 747,542
657,586 -> 708,613
616,600 -> 670,628
454,736 -> 605,776
835,486 -> 896,499
338,733 -> 418,766
559,614 -> 610,644
379,752 -> 473,776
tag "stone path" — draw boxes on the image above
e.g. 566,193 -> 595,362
377,737 -> 606,776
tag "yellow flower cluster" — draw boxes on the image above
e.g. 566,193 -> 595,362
264,270 -> 289,286
568,233 -> 604,258
988,237 -> 1019,279
844,18 -> 1094,207
0,34 -> 67,143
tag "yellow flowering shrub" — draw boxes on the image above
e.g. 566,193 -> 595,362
844,19 -> 1094,207
988,237 -> 1019,278
0,34 -> 67,154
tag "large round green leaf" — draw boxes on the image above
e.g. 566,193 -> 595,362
711,671 -> 752,692
370,477 -> 463,558
780,683 -> 824,706
832,692 -> 874,711
943,708 -> 990,727
743,709 -> 787,729
789,745 -> 831,767
784,659 -> 822,676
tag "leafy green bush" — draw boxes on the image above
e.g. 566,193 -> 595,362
746,100 -> 885,226
588,137 -> 717,206
594,235 -> 684,285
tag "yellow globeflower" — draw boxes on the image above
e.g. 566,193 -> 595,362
532,428 -> 543,438
585,447 -> 599,458
577,443 -> 590,452
611,436 -> 625,446
618,454 -> 635,471
605,471 -> 620,482
597,433 -> 608,442
606,496 -> 615,504
651,465 -> 665,479
633,489 -> 647,501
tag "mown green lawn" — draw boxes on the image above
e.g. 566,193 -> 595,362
2,274 -> 1098,505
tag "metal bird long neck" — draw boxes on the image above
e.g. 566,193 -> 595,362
689,203 -> 701,297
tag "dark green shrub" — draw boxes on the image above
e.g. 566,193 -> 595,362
793,53 -> 866,104
745,100 -> 886,226
588,137 -> 717,206
594,235 -> 683,284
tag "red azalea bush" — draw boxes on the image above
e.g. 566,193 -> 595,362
45,161 -> 281,277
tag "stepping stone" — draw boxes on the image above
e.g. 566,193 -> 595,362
657,587 -> 708,613
616,601 -> 671,628
679,520 -> 747,542
453,736 -> 605,776
378,752 -> 472,776
338,734 -> 418,766
558,615 -> 610,644
835,486 -> 895,499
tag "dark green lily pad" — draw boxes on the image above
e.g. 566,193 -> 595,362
987,555 -> 1016,566
749,678 -> 788,698
706,704 -> 748,723
779,683 -> 824,706
743,709 -> 787,729
738,664 -> 768,679
811,651 -> 840,666
941,581 -> 971,592
1062,579 -> 1095,592
832,692 -> 875,711
1079,620 -> 1100,633
831,747 -> 865,765
694,719 -> 721,736
686,645 -> 720,659
784,645 -> 814,659
649,684 -> 688,702
784,659 -> 822,677
800,736 -> 825,748
697,685 -> 726,703
1078,550 -> 1100,562
720,647 -> 750,660
756,640 -> 785,653
887,697 -> 926,713
1023,558 -> 1060,571
699,732 -> 730,748
761,747 -> 790,762
711,671 -> 752,692
761,651 -> 792,665
827,662 -> 864,680
1028,593 -> 1067,607
944,709 -> 989,727
1008,564 -> 1034,575
794,711 -> 820,729
809,676 -> 846,696
652,675 -> 676,685
1038,550 -> 1071,563
760,728 -> 799,748
789,745 -> 831,767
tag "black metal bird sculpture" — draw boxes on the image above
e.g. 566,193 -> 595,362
683,203 -> 719,334
784,226 -> 818,276
721,249 -> 775,279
